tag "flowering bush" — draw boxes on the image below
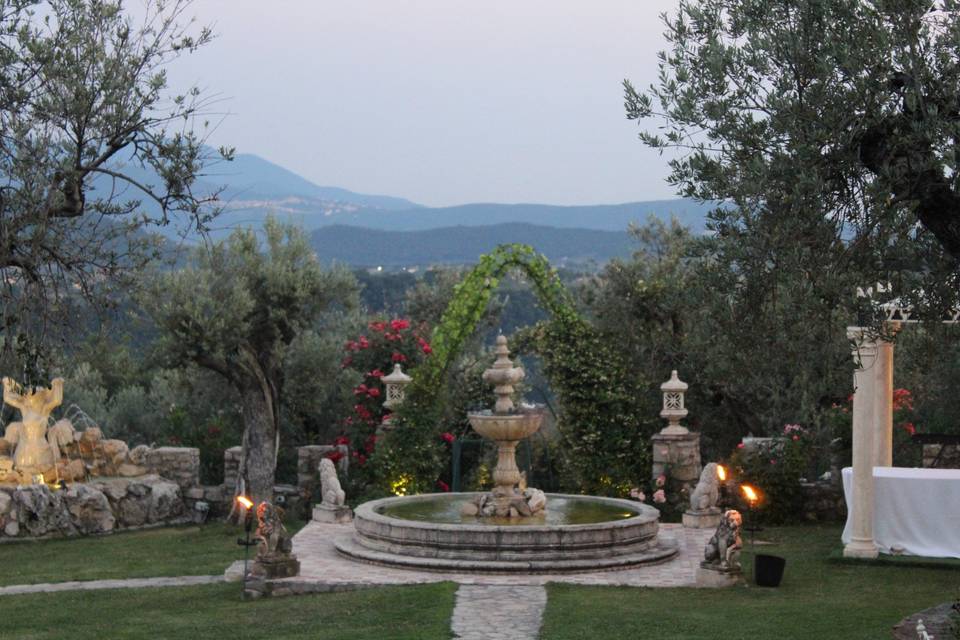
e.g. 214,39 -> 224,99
725,424 -> 815,524
629,470 -> 686,522
828,388 -> 919,468
335,318 -> 433,487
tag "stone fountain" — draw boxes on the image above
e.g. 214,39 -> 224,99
462,335 -> 546,519
335,335 -> 679,572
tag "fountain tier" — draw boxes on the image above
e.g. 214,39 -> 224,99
335,492 -> 678,572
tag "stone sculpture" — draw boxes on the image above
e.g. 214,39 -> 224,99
683,462 -> 723,528
915,619 -> 933,640
311,457 -> 352,523
2,377 -> 64,478
250,501 -> 299,579
695,509 -> 744,587
703,509 -> 743,570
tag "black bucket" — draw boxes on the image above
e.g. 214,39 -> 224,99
754,554 -> 786,587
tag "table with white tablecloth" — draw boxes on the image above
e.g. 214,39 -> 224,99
842,466 -> 960,558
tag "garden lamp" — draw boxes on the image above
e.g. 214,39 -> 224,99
659,370 -> 689,435
382,363 -> 412,411
741,484 -> 761,546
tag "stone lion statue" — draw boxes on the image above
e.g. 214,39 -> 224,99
689,462 -> 720,512
703,509 -> 742,570
255,501 -> 292,559
320,457 -> 345,507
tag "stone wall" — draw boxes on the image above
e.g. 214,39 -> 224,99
145,447 -> 200,491
651,432 -> 701,495
0,475 -> 191,539
798,480 -> 846,522
922,443 -> 960,468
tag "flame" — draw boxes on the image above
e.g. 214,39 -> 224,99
717,465 -> 727,481
741,484 -> 759,504
236,495 -> 254,510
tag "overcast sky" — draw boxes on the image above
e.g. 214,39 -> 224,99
164,1 -> 682,208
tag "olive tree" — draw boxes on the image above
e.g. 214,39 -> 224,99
0,0 -> 230,380
143,218 -> 357,503
625,0 -> 960,315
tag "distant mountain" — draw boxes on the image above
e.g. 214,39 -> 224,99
311,223 -> 636,267
91,151 -> 713,240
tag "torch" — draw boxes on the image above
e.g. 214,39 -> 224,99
740,484 -> 760,548
236,495 -> 256,594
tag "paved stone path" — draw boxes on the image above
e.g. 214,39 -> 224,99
286,521 -> 710,588
450,584 -> 548,640
0,574 -> 222,596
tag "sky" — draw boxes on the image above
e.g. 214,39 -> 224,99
163,0 -> 682,208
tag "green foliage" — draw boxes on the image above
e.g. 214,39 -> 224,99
0,0 -> 231,375
625,0 -> 960,322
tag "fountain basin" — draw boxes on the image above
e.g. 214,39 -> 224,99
467,410 -> 543,442
335,492 -> 678,572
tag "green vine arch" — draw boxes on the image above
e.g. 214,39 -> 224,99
375,244 -> 651,496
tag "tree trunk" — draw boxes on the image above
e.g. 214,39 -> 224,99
240,381 -> 279,505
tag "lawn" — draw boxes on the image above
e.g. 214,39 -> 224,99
0,581 -> 458,640
540,525 -> 960,640
0,520 -> 304,586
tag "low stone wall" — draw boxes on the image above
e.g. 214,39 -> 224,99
799,481 -> 846,522
0,475 -> 191,539
922,443 -> 960,468
145,447 -> 200,491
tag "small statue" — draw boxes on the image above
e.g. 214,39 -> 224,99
320,457 -> 345,507
250,501 -> 299,579
311,457 -> 353,523
916,619 -> 933,640
703,509 -> 743,571
689,462 -> 720,512
2,377 -> 64,477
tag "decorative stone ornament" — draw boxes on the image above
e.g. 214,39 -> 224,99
695,509 -> 744,587
683,462 -> 723,529
312,457 -> 352,523
382,363 -> 412,411
659,370 -> 689,435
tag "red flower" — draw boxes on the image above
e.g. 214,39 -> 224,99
440,432 -> 455,444
792,435 -> 800,441
392,352 -> 407,363
391,319 -> 410,331
369,369 -> 384,378
436,479 -> 450,492
893,388 -> 914,411
345,340 -> 358,352
326,450 -> 344,463
367,387 -> 381,398
769,458 -> 777,465
354,384 -> 368,396
369,321 -> 387,332
334,435 -> 350,446
358,336 -> 370,349
422,344 -> 433,354
341,356 -> 353,368
901,422 -> 916,436
736,443 -> 745,449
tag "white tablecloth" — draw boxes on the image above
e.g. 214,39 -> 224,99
842,466 -> 960,558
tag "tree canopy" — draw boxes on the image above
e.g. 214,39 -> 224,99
0,0 -> 230,379
625,0 -> 960,317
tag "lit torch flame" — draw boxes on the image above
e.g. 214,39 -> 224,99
236,495 -> 254,510
716,465 -> 727,481
741,484 -> 759,505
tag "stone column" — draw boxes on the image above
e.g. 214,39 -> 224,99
872,323 -> 899,469
844,327 -> 879,559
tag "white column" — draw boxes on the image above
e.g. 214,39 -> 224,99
872,324 -> 898,468
844,327 -> 880,559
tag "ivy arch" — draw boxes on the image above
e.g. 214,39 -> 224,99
377,244 -> 651,496
420,243 -> 581,391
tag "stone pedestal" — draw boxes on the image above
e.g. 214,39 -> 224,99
651,431 -> 701,490
312,503 -> 353,524
844,327 -> 879,559
683,507 -> 722,529
250,554 -> 300,579
695,563 -> 742,588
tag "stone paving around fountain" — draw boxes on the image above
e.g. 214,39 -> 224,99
250,520 -> 713,595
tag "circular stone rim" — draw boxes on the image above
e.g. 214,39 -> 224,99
356,492 -> 659,531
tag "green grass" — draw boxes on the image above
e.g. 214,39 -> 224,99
0,521 -> 304,586
540,525 -> 960,640
0,582 -> 458,640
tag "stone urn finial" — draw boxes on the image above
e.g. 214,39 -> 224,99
482,335 -> 525,415
659,370 -> 689,435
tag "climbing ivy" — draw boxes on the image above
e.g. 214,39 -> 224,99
372,244 -> 653,496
